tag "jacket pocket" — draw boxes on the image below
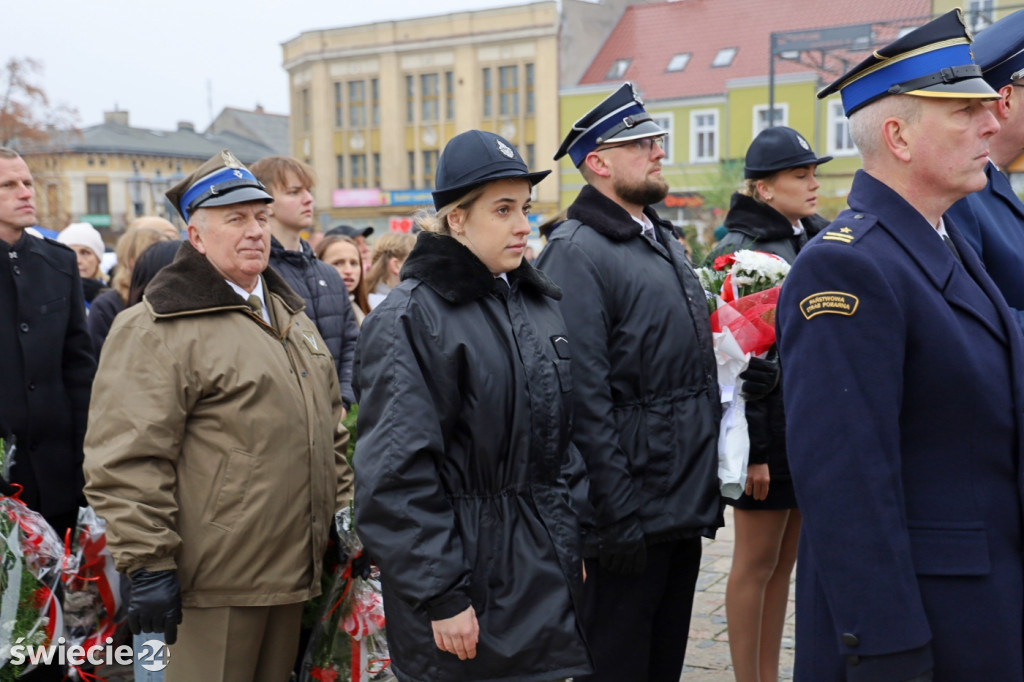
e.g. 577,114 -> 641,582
554,359 -> 573,393
908,522 -> 990,576
207,448 -> 256,532
39,296 -> 68,315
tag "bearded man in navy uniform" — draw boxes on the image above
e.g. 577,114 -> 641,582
778,9 -> 1024,681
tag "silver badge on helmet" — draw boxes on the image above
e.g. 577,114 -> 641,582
496,139 -> 515,159
797,135 -> 811,151
628,82 -> 644,107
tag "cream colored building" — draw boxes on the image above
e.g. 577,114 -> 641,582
281,2 -> 560,231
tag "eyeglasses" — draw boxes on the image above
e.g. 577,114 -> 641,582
597,135 -> 667,154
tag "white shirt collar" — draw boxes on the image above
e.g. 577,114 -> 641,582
226,276 -> 270,324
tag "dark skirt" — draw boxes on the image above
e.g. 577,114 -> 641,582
725,476 -> 798,511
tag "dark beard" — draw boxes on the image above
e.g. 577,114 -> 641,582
613,174 -> 669,208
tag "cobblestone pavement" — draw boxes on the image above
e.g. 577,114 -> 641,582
680,506 -> 795,681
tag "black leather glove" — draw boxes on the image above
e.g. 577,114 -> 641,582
740,352 -> 780,401
597,515 -> 647,576
127,569 -> 182,645
350,551 -> 372,580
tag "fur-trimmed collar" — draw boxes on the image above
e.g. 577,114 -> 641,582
401,232 -> 561,304
145,241 -> 305,316
563,184 -> 674,242
723,192 -> 828,241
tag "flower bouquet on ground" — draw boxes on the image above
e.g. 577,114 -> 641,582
697,251 -> 790,498
61,505 -> 124,678
300,508 -> 395,682
0,435 -> 66,681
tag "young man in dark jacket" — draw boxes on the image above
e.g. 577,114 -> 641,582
536,83 -> 723,682
251,156 -> 358,411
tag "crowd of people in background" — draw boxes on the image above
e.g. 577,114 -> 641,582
7,7 -> 1024,682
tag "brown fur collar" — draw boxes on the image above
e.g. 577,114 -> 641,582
145,241 -> 305,316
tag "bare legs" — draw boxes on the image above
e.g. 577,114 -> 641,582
726,507 -> 802,682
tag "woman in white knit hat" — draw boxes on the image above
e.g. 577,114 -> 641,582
58,221 -> 109,306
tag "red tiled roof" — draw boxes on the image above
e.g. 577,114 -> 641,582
578,0 -> 933,100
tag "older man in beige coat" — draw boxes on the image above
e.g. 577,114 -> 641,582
84,150 -> 354,682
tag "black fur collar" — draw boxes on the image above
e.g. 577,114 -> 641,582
145,241 -> 305,315
401,232 -> 561,304
565,184 -> 674,242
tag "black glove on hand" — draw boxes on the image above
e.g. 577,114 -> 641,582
127,569 -> 182,645
350,551 -> 372,580
598,515 -> 647,576
740,353 -> 780,401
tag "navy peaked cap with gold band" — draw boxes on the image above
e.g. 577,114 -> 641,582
554,82 -> 666,166
166,150 -> 273,222
817,9 -> 998,116
972,9 -> 1024,88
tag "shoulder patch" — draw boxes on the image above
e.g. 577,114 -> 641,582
821,226 -> 856,244
817,212 -> 877,246
799,291 -> 859,320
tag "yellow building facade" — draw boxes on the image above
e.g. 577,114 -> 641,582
282,2 -> 561,232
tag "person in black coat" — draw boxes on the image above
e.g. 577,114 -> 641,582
251,156 -> 359,410
710,126 -> 831,682
354,130 -> 592,682
0,147 -> 97,682
536,83 -> 722,682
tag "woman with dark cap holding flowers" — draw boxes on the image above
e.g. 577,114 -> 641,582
352,129 -> 591,682
709,125 -> 831,682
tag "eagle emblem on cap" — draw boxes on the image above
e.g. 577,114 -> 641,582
629,82 -> 644,106
496,139 -> 515,159
232,169 -> 243,179
797,135 -> 811,151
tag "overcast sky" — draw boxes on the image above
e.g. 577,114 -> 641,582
5,0 -> 526,132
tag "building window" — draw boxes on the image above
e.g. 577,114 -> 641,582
526,63 -> 535,115
667,53 -> 691,72
422,150 -> 438,189
651,113 -> 673,164
826,100 -> 857,156
336,155 -> 345,187
86,183 -> 108,215
499,66 -> 518,117
408,151 -> 416,188
752,104 -> 787,137
968,0 -> 994,30
525,144 -> 535,169
712,48 -> 737,67
371,78 -> 380,127
482,68 -> 493,118
421,73 -> 439,122
373,152 -> 381,188
301,88 -> 310,133
349,81 -> 366,128
607,59 -> 631,79
406,75 -> 415,123
351,154 -> 368,189
445,71 -> 455,121
690,109 -> 718,163
334,82 -> 343,128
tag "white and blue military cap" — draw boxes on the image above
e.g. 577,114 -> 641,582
166,149 -> 273,222
817,9 -> 998,116
554,82 -> 666,167
972,9 -> 1024,89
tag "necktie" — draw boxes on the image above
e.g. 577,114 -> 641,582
942,235 -> 962,264
247,294 -> 263,318
493,278 -> 510,301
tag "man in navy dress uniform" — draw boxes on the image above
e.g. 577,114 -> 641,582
946,9 -> 1024,333
778,9 -> 1024,681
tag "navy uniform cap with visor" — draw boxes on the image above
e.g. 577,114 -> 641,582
971,9 -> 1024,89
744,127 -> 832,179
431,130 -> 550,210
166,150 -> 273,222
817,8 -> 999,116
554,82 -> 666,167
